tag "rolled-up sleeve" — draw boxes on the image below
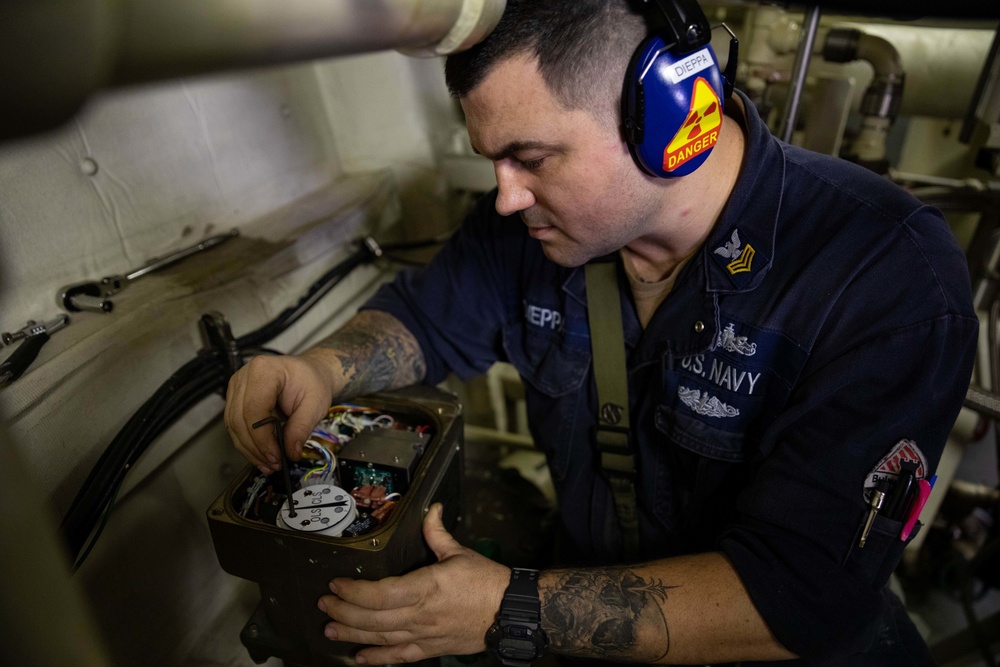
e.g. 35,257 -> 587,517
362,191 -> 517,385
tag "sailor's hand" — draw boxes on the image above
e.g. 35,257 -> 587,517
317,503 -> 509,664
224,352 -> 335,473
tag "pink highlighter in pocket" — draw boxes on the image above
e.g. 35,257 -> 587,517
900,475 -> 936,541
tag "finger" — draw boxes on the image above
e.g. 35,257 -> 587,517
318,595 -> 424,660
225,369 -> 269,472
277,374 -> 331,461
321,617 -> 414,650
318,592 -> 416,644
241,358 -> 286,468
423,503 -> 463,562
354,642 -> 428,665
330,575 -> 424,610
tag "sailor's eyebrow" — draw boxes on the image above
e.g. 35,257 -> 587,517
472,140 -> 564,161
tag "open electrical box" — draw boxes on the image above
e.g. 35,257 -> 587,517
207,386 -> 464,666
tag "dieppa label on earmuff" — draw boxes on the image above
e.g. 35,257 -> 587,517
662,77 -> 722,173
665,48 -> 715,84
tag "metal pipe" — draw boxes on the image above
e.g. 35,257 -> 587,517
0,0 -> 505,141
777,5 -> 822,143
961,23 -> 1000,143
824,29 -> 904,118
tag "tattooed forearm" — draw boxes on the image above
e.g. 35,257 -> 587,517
540,568 -> 677,662
316,310 -> 426,397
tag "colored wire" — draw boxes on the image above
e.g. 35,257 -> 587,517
240,475 -> 267,517
377,231 -> 453,252
301,439 -> 336,484
311,427 -> 342,443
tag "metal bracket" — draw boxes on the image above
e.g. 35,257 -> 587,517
198,311 -> 242,376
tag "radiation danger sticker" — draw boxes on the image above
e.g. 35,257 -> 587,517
662,77 -> 722,172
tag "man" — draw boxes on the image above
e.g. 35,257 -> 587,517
225,0 -> 978,664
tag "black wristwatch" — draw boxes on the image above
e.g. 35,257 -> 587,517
485,568 -> 549,667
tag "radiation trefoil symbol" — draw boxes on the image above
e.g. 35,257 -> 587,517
662,77 -> 722,172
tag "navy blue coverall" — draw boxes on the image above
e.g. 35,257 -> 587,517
364,92 -> 979,664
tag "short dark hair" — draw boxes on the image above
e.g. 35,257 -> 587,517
444,0 -> 646,125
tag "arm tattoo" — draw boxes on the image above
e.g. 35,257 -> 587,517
317,310 -> 426,398
541,568 -> 677,662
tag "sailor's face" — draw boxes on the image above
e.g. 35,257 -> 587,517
461,54 -> 662,267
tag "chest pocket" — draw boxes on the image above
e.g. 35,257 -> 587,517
659,321 -> 803,454
502,321 -> 590,397
656,370 -> 767,461
650,321 -> 804,534
502,322 -> 590,480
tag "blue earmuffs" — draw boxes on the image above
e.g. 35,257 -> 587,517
622,33 -> 725,178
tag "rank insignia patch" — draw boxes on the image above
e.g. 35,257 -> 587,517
711,228 -> 768,289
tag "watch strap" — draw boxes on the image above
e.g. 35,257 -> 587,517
489,568 -> 548,667
501,568 -> 541,619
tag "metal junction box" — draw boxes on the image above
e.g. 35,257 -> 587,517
207,386 -> 464,666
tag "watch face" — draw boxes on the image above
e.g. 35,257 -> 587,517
488,623 -> 547,665
499,635 -> 539,659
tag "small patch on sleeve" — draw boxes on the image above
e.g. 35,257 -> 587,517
863,439 -> 928,501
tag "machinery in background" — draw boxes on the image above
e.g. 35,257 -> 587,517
207,386 -> 464,667
719,2 -> 998,177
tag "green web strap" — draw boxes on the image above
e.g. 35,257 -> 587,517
585,260 -> 639,561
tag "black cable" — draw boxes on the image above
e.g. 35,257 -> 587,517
60,233 -> 399,566
59,356 -> 213,545
241,347 -> 284,357
71,474 -> 125,572
122,368 -> 227,471
377,230 -> 455,267
377,230 -> 454,252
236,241 -> 376,349
61,359 -> 228,560
381,254 -> 432,267
69,367 -> 227,565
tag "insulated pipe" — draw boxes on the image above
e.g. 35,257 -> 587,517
0,0 -> 505,142
744,8 -> 994,120
823,27 -> 904,168
824,29 -> 905,119
112,0 -> 505,82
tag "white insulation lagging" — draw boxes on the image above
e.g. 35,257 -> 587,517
0,0 -> 505,138
831,23 -> 994,119
738,6 -> 995,120
115,0 -> 507,81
